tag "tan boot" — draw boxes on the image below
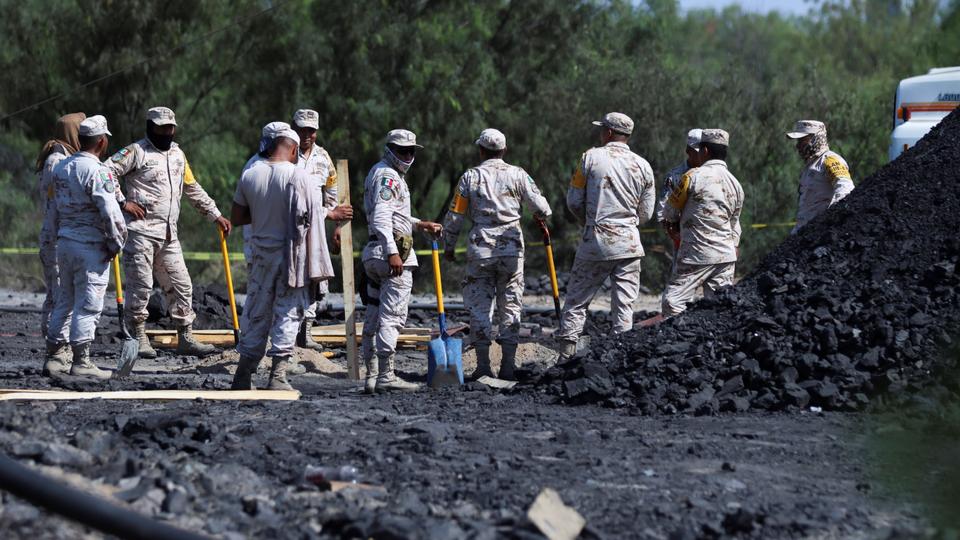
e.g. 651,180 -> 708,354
176,324 -> 216,357
42,341 -> 71,377
231,355 -> 259,390
557,339 -> 577,362
131,320 -> 157,359
498,343 -> 518,381
267,356 -> 294,391
69,343 -> 110,379
363,355 -> 378,394
296,320 -> 324,352
375,354 -> 419,392
470,345 -> 493,380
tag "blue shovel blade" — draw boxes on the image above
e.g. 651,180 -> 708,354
427,336 -> 463,386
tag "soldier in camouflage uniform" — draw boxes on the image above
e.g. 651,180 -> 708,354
786,120 -> 854,232
45,115 -> 127,379
442,128 -> 552,380
361,129 -> 443,393
658,129 -> 705,248
36,112 -> 85,346
291,109 -> 340,352
557,113 -> 656,360
660,129 -> 743,317
106,107 -> 232,359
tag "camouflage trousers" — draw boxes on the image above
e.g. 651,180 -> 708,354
463,256 -> 524,346
46,239 -> 110,346
39,214 -> 61,338
361,259 -> 413,361
237,246 -> 308,359
122,232 -> 196,326
661,261 -> 735,317
557,256 -> 642,343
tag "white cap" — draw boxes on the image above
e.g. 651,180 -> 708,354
79,115 -> 112,137
386,129 -> 423,148
292,109 -> 319,129
276,127 -> 300,146
147,106 -> 177,126
475,128 -> 506,151
686,128 -> 703,150
592,112 -> 634,135
786,120 -> 826,139
261,121 -> 291,139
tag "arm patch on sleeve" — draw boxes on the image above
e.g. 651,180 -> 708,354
824,155 -> 851,182
570,166 -> 586,189
111,147 -> 131,163
668,171 -> 692,209
184,161 -> 196,185
450,192 -> 468,214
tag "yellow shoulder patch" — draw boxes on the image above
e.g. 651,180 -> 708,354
570,166 -> 586,189
824,154 -> 850,182
184,161 -> 196,185
668,171 -> 692,209
450,192 -> 468,214
325,170 -> 337,188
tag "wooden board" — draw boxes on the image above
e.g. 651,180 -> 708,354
337,159 -> 360,380
0,389 -> 301,402
145,326 -> 431,348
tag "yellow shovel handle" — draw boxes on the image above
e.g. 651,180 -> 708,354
431,242 -> 444,315
112,255 -> 123,304
545,244 -> 560,300
219,228 -> 240,332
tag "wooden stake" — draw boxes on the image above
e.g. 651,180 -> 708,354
337,159 -> 360,380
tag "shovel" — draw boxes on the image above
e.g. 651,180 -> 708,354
218,227 -> 241,345
537,218 -> 562,321
111,255 -> 140,378
426,239 -> 463,387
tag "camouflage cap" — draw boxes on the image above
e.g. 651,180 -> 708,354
475,128 -> 506,151
147,106 -> 177,126
686,128 -> 703,150
592,112 -> 634,135
786,120 -> 826,139
292,109 -> 319,130
701,128 -> 730,146
78,115 -> 112,137
386,129 -> 423,148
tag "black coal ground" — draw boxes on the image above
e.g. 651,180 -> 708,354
0,310 -> 927,538
541,110 -> 960,415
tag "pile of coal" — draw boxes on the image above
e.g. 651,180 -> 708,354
537,110 -> 960,413
147,285 -> 240,330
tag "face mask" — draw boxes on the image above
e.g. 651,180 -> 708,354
148,131 -> 174,151
798,131 -> 828,162
384,146 -> 415,175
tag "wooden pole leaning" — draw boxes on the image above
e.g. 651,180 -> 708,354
336,160 -> 360,380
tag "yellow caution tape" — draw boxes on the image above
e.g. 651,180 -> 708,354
0,222 -> 797,261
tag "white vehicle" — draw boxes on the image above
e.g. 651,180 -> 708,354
890,66 -> 960,161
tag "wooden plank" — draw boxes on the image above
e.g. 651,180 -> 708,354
0,389 -> 301,402
337,159 -> 359,380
